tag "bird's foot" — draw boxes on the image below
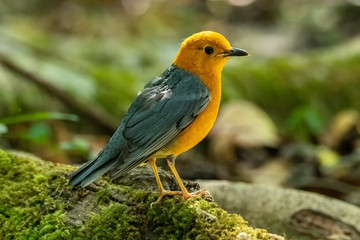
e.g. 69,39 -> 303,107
182,188 -> 209,200
151,190 -> 182,207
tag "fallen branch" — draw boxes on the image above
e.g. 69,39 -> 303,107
0,53 -> 117,133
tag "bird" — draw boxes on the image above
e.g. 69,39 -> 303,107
67,31 -> 249,205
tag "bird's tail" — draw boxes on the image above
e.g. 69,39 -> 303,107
67,153 -> 117,187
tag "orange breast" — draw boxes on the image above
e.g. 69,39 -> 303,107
155,78 -> 221,157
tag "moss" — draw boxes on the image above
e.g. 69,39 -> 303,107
81,203 -> 142,240
0,149 -> 280,240
0,149 -> 75,239
146,198 -> 270,240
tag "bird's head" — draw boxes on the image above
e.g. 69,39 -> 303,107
173,31 -> 248,79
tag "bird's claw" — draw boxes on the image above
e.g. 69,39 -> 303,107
182,189 -> 209,200
150,190 -> 182,207
150,189 -> 210,207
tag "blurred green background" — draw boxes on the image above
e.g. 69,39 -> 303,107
0,0 -> 360,205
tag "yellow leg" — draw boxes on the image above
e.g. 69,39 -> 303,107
166,156 -> 208,200
148,157 -> 182,205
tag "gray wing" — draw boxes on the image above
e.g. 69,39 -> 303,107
110,66 -> 210,178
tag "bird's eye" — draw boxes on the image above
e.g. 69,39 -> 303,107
204,46 -> 214,55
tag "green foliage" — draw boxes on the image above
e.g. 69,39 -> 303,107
1,1 -> 360,143
0,112 -> 79,151
0,112 -> 78,145
223,47 -> 360,140
0,112 -> 79,125
24,122 -> 53,144
285,104 -> 324,140
0,123 -> 7,136
90,66 -> 141,117
60,138 -> 91,158
0,0 -> 360,147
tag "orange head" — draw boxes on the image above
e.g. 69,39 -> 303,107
173,31 -> 248,79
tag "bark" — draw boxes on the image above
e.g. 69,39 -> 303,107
197,180 -> 360,240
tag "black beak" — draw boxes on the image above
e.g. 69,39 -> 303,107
221,48 -> 249,57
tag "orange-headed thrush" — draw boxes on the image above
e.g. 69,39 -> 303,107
68,31 -> 249,204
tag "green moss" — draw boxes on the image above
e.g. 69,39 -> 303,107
146,197 -> 270,240
0,149 -> 75,239
81,203 -> 142,240
0,149 -> 277,239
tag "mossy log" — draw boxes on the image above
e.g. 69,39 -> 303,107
0,149 -> 284,240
